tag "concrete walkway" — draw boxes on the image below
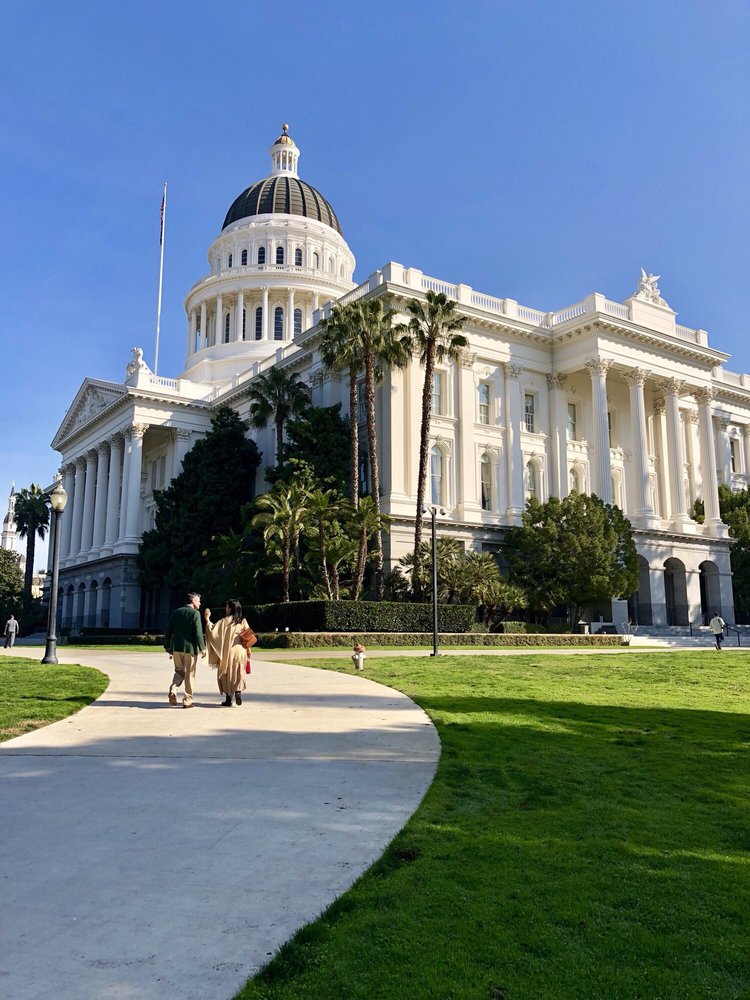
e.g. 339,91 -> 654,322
0,648 -> 439,1000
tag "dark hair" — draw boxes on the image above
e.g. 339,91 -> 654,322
225,599 -> 243,625
187,592 -> 200,602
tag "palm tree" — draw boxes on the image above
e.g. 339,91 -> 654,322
347,495 -> 392,601
402,290 -> 467,563
304,487 -> 340,600
252,483 -> 309,602
319,303 -> 363,503
247,367 -> 310,463
14,484 -> 50,598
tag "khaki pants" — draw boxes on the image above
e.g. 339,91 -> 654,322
169,651 -> 198,705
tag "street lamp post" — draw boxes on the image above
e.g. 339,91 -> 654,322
41,480 -> 68,665
422,504 -> 446,657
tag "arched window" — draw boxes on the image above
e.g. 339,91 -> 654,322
241,249 -> 248,266
294,248 -> 303,267
480,455 -> 492,510
242,308 -> 246,340
526,461 -> 538,499
224,313 -> 230,342
257,247 -> 266,265
274,306 -> 284,340
430,446 -> 444,505
294,308 -> 302,335
255,307 -> 263,340
313,251 -> 320,269
328,256 -> 334,272
276,246 -> 284,265
227,253 -> 233,268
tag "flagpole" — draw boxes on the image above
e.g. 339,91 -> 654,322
154,182 -> 167,375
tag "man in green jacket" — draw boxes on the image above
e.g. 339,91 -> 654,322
164,592 -> 206,708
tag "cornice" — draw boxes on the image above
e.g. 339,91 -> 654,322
553,317 -> 727,366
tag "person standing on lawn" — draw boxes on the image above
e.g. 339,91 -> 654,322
164,592 -> 206,707
709,611 -> 726,650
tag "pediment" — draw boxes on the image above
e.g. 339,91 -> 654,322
51,379 -> 128,449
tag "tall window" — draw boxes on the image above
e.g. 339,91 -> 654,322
223,313 -> 230,343
274,306 -> 284,340
313,251 -> 320,269
526,461 -> 538,499
478,383 -> 490,425
257,247 -> 266,265
294,248 -> 303,266
255,307 -> 263,340
567,403 -> 577,440
480,454 -> 492,510
227,253 -> 233,268
431,372 -> 443,416
276,246 -> 284,265
359,451 -> 369,496
294,308 -> 302,335
524,394 -> 535,433
430,446 -> 444,505
242,308 -> 246,340
730,439 -> 737,473
358,381 -> 366,424
241,249 -> 248,266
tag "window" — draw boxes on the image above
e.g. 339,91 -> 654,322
257,247 -> 266,265
480,454 -> 492,510
358,381 -> 366,424
524,394 -> 535,433
569,469 -> 578,494
526,461 -> 538,499
241,249 -> 248,266
328,256 -> 334,272
478,383 -> 490,425
730,439 -> 737,473
567,403 -> 577,440
276,246 -> 284,265
432,372 -> 443,416
430,446 -> 443,505
294,248 -> 303,267
294,308 -> 302,335
608,411 -> 614,447
274,306 -> 284,340
359,451 -> 369,496
255,307 -> 263,340
242,308 -> 246,340
224,313 -> 230,343
227,253 -> 233,268
313,251 -> 320,269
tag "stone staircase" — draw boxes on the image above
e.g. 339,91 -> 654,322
628,624 -> 747,649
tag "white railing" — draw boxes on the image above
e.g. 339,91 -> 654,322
471,292 -> 505,312
147,375 -> 178,390
550,300 -> 587,326
675,324 -> 698,342
421,276 -> 457,297
337,282 -> 371,307
603,300 -> 629,319
517,305 -> 548,325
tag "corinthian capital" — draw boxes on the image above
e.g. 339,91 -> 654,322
693,387 -> 715,406
505,363 -> 523,380
585,357 -> 612,377
658,378 -> 686,397
546,372 -> 567,390
623,367 -> 649,388
457,349 -> 477,370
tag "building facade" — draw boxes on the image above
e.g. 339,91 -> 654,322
49,127 -> 749,630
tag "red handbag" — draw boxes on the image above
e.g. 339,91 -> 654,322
245,657 -> 251,674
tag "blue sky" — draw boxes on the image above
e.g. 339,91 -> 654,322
2,0 -> 748,567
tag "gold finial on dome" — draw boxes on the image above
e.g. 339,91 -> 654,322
276,123 -> 293,144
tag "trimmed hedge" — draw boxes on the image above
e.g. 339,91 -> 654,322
66,634 -> 165,646
247,601 -> 477,634
255,631 -> 624,649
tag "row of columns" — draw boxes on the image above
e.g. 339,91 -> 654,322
187,289 -> 322,355
215,239 -> 337,275
59,425 -> 193,566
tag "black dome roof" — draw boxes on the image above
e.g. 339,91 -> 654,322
222,175 -> 342,234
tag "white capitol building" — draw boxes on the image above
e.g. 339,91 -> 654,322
49,126 -> 748,630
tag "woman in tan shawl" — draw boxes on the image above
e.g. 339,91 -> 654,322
204,599 -> 249,706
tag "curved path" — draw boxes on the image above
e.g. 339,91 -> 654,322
0,649 -> 439,1000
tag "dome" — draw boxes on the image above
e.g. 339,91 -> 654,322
222,175 -> 342,234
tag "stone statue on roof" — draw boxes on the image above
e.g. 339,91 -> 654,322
633,268 -> 670,308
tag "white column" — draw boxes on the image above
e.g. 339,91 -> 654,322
685,411 -> 701,505
585,358 -> 613,504
79,450 -> 98,558
124,424 -> 147,540
456,351 -> 479,518
313,292 -> 320,315
68,457 -> 86,560
660,378 -> 690,525
103,433 -> 123,553
286,288 -> 294,340
743,426 -> 750,480
236,289 -> 244,341
199,301 -> 207,348
504,363 -> 524,522
60,464 -> 76,562
215,293 -> 223,344
653,399 -> 670,518
188,309 -> 197,356
694,388 -> 723,528
262,287 -> 270,340
624,368 -> 657,524
718,416 -> 732,484
173,429 -> 192,479
546,373 -> 568,499
91,443 -> 109,552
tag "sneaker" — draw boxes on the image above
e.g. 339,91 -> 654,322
168,693 -> 177,705
183,703 -> 194,709
235,692 -> 242,706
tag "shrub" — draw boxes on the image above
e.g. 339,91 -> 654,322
255,631 -> 623,649
500,621 -> 527,634
246,601 -> 477,634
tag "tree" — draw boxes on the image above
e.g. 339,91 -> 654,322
504,493 -> 639,630
320,303 -> 364,503
247,367 -> 311,465
304,487 -> 341,600
400,290 -> 468,569
267,404 -> 351,494
139,407 -> 261,599
251,482 -> 310,603
14,484 -> 50,598
696,485 -> 750,620
0,548 -> 23,624
346,495 -> 392,601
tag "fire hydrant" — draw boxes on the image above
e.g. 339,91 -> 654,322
351,642 -> 366,671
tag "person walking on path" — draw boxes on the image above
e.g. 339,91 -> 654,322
4,614 -> 19,648
709,611 -> 726,650
164,593 -> 206,707
204,599 -> 251,707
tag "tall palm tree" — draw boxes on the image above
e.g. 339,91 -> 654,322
247,367 -> 310,463
402,290 -> 467,562
319,303 -> 363,503
347,495 -> 392,601
14,484 -> 50,598
252,483 -> 309,602
304,487 -> 340,600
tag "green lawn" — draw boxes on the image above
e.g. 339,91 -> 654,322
238,652 -> 750,1000
0,659 -> 108,742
